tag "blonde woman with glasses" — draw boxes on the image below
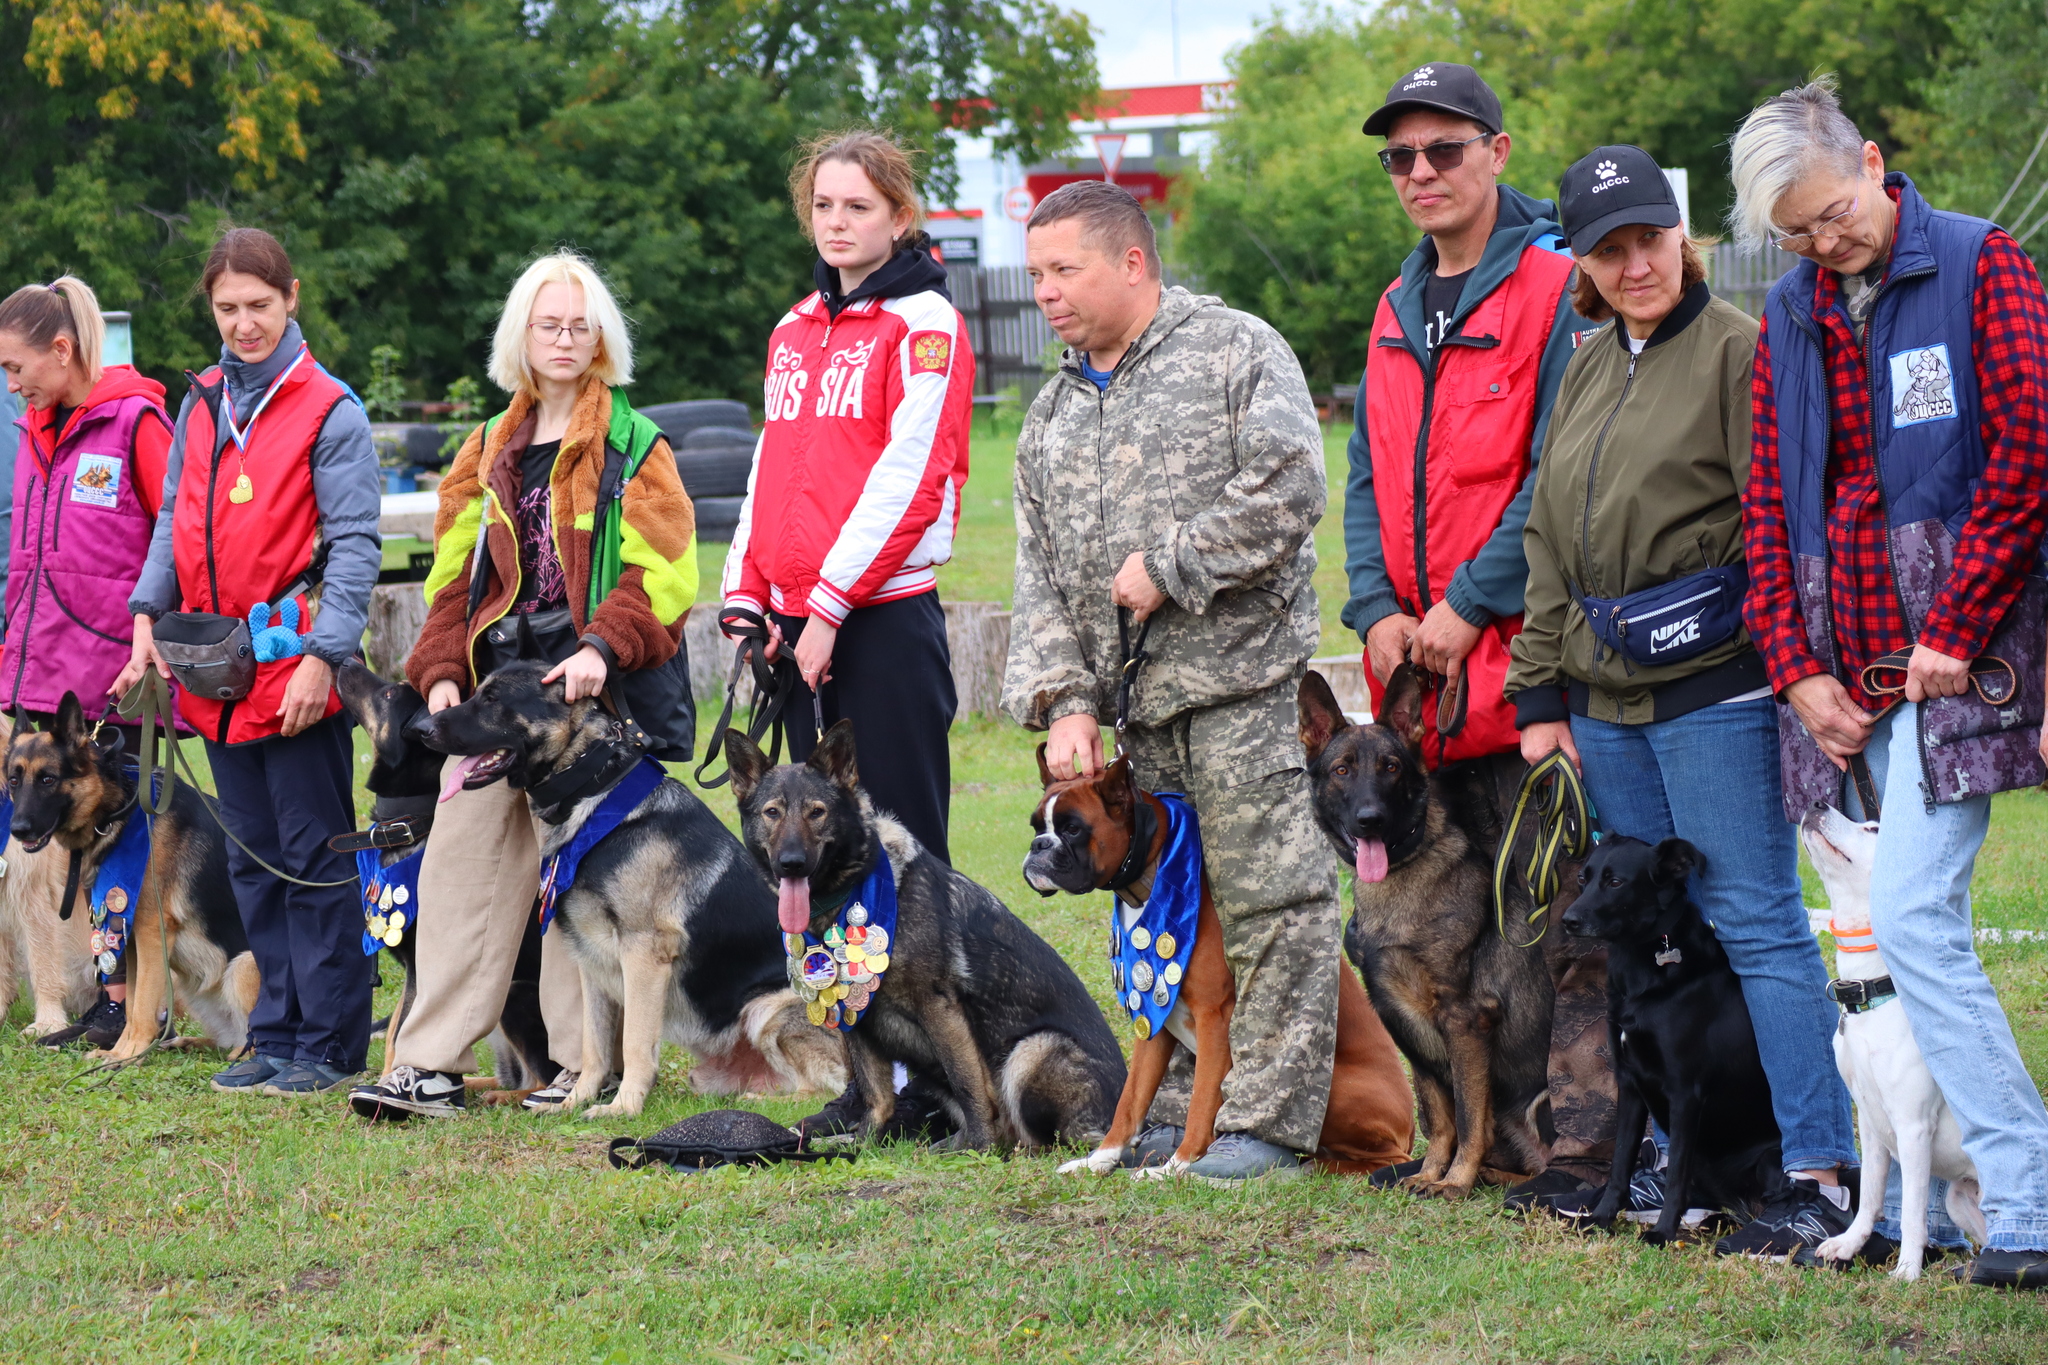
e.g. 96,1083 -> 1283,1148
350,251 -> 697,1121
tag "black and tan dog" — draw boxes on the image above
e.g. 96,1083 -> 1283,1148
1299,665 -> 1555,1196
336,659 -> 553,1097
1024,750 -> 1415,1176
413,660 -> 845,1116
5,691 -> 255,1061
1561,837 -> 1782,1243
727,720 -> 1124,1151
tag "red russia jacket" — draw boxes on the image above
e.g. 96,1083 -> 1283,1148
722,249 -> 975,627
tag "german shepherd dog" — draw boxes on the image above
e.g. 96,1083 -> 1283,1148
1561,837 -> 1782,1243
5,692 -> 256,1060
414,660 -> 845,1117
1024,750 -> 1415,1176
336,660 -> 553,1096
1299,665 -> 1554,1195
0,717 -> 96,1037
726,720 -> 1125,1151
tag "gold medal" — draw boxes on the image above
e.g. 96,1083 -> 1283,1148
388,908 -> 406,929
1134,1015 -> 1151,1039
866,952 -> 889,974
384,925 -> 404,947
845,945 -> 867,965
1154,932 -> 1176,959
369,914 -> 387,936
806,1000 -> 829,1027
229,472 -> 254,504
784,932 -> 806,956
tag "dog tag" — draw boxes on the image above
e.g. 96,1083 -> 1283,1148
1152,981 -> 1170,1008
392,885 -> 409,907
229,472 -> 255,504
1130,960 -> 1155,993
846,903 -> 869,927
1154,932 -> 1176,959
1130,926 -> 1151,951
1654,947 -> 1683,967
1163,962 -> 1182,986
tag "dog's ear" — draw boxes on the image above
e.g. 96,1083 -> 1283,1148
54,692 -> 88,747
1380,664 -> 1427,749
808,718 -> 860,791
1298,670 -> 1347,761
1099,753 -> 1133,814
1035,742 -> 1056,789
1653,838 -> 1701,888
725,731 -> 772,803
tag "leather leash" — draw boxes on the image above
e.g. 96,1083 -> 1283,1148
1113,609 -> 1153,758
695,612 -> 799,789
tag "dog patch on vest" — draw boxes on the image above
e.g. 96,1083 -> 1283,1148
1888,344 -> 1958,428
71,453 -> 122,508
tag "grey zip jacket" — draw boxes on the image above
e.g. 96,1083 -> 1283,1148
1003,286 -> 1325,731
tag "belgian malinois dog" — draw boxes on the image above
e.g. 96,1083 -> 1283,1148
1024,749 -> 1415,1177
726,720 -> 1124,1151
413,661 -> 845,1117
1300,665 -> 1554,1195
5,691 -> 255,1060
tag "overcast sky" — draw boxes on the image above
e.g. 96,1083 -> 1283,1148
1064,0 -> 1320,87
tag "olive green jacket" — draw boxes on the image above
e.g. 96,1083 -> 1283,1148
1505,285 -> 1761,725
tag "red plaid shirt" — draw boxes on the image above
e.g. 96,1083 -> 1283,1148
1744,212 -> 2048,712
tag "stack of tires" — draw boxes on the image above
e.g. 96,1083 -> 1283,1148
641,399 -> 757,544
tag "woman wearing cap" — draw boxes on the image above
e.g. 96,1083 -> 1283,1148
1504,145 -> 1857,1255
0,275 -> 175,1048
116,227 -> 384,1097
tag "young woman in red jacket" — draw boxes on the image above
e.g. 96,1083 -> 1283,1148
720,131 -> 976,862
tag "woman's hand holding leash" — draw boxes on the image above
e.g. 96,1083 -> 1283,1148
1901,643 -> 1971,703
542,644 -> 609,702
1519,720 -> 1581,772
109,614 -> 170,700
793,617 -> 837,692
278,654 -> 334,736
1785,673 -> 1874,769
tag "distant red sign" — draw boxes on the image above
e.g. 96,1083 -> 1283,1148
1025,172 -> 1173,206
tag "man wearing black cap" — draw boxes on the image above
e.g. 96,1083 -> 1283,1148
1343,62 -> 1596,781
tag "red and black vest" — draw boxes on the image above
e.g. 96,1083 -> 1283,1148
172,349 -> 348,743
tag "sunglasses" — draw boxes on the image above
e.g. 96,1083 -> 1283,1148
1378,133 -> 1492,177
1859,651 -> 2018,706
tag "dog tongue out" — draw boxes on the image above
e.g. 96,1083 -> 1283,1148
777,877 -> 811,934
1355,838 -> 1389,884
438,754 -> 486,804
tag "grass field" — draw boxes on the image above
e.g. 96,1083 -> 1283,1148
4,421 -> 2046,1363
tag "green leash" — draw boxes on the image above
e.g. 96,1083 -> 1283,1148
1493,749 -> 1592,949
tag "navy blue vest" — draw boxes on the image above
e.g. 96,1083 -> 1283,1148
1765,173 -> 1990,580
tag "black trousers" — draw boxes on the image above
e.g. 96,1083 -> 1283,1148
774,591 -> 956,864
206,712 -> 373,1070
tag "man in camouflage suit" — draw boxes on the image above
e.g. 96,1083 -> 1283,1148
1003,180 -> 1337,1183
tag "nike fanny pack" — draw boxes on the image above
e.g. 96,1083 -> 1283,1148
1577,563 -> 1750,671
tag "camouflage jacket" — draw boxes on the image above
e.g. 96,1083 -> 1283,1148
1003,286 -> 1325,731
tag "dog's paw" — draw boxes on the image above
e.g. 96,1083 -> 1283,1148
1402,1175 -> 1476,1199
20,1020 -> 66,1040
580,1097 -> 645,1121
1888,1256 -> 1926,1282
1058,1147 -> 1123,1176
1133,1156 -> 1194,1182
1813,1233 -> 1863,1266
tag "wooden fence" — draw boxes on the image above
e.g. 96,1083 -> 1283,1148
1707,242 -> 1800,317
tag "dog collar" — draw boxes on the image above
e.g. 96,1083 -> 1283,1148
525,722 -> 649,823
1383,803 -> 1429,871
1828,920 -> 1881,953
1826,975 -> 1897,1013
1104,793 -> 1161,894
785,855 -> 898,1030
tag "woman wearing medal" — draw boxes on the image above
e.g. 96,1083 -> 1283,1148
117,227 -> 385,1097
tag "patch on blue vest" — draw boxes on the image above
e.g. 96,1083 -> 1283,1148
1888,344 -> 1958,428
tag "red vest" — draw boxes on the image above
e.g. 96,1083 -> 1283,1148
171,350 -> 347,744
1363,243 -> 1574,766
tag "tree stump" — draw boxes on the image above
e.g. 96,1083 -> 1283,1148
365,583 -> 429,679
943,601 -> 1011,718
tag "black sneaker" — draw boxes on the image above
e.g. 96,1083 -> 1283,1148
1961,1249 -> 2048,1290
348,1065 -> 466,1120
1542,1151 -> 1719,1229
211,1052 -> 288,1092
1713,1175 -> 1854,1261
36,992 -> 123,1049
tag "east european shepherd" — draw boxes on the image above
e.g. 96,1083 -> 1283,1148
5,692 -> 255,1060
414,660 -> 844,1116
726,721 -> 1125,1151
337,659 -> 554,1096
1299,665 -> 1554,1195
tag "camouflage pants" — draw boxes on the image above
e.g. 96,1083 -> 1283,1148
1122,679 -> 1341,1154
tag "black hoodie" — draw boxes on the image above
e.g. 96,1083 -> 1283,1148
812,241 -> 952,318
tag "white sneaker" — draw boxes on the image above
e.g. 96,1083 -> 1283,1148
348,1065 -> 466,1120
521,1069 -> 618,1111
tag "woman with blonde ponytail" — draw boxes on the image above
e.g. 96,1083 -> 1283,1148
0,274 -> 176,1049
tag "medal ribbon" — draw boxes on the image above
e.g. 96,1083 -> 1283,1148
535,757 -> 667,933
219,345 -> 311,453
785,854 -> 899,1032
356,845 -> 426,956
1109,792 -> 1202,1040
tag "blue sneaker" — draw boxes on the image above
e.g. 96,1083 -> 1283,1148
258,1062 -> 359,1096
1184,1132 -> 1305,1186
210,1053 -> 287,1093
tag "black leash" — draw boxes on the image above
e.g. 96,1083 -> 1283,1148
695,610 -> 799,789
1113,610 -> 1153,758
1493,749 -> 1592,948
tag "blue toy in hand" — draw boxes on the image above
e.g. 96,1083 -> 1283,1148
249,600 -> 306,663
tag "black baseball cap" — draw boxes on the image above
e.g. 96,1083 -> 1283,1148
1558,145 -> 1681,254
1361,62 -> 1503,137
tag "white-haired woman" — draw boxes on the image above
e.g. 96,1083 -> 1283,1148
350,251 -> 697,1121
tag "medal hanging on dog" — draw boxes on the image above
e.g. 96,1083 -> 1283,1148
217,344 -> 310,505
355,845 -> 425,955
89,785 -> 154,984
785,855 -> 899,1031
534,758 -> 666,932
1108,793 -> 1202,1040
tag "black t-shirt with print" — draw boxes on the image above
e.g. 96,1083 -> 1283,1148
1423,268 -> 1473,351
511,438 -> 567,614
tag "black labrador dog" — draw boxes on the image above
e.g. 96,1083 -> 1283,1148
1560,836 -> 1782,1243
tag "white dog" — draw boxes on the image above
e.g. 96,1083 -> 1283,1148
1799,806 -> 1986,1279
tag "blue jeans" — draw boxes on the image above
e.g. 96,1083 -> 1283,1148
1848,704 -> 2048,1252
1571,698 -> 1857,1174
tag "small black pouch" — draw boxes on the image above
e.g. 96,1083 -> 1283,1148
1579,564 -> 1750,671
152,612 -> 255,701
606,1108 -> 854,1172
476,606 -> 581,679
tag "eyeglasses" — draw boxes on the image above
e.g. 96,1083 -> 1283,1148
528,320 -> 598,346
1859,651 -> 2018,707
1378,133 -> 1492,177
1771,194 -> 1861,253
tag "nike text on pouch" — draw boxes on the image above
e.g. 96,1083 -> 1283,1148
1650,612 -> 1704,653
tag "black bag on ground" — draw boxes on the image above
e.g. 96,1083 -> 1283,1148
606,1108 -> 853,1171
